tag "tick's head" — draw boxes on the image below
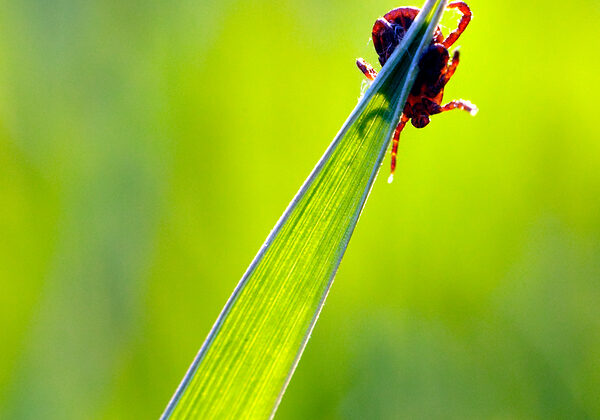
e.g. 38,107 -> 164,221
411,115 -> 430,128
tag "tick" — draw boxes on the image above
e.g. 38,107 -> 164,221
357,2 -> 477,182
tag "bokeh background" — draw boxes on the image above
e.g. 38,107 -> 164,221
1,0 -> 599,418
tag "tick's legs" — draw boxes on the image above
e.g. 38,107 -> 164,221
440,99 -> 478,115
356,58 -> 378,81
424,97 -> 478,116
442,50 -> 459,85
388,114 -> 410,183
432,49 -> 460,92
442,1 -> 472,48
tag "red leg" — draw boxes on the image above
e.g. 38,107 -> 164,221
442,1 -> 472,48
356,58 -> 378,81
388,114 -> 409,183
442,50 -> 460,85
422,97 -> 478,117
439,99 -> 478,116
432,49 -> 460,93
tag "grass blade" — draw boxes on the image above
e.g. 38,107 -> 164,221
163,1 -> 448,418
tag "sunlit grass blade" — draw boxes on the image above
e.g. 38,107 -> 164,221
162,1 -> 447,418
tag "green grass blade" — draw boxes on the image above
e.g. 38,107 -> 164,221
162,1 -> 447,418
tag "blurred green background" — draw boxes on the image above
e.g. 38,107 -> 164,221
1,0 -> 599,418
